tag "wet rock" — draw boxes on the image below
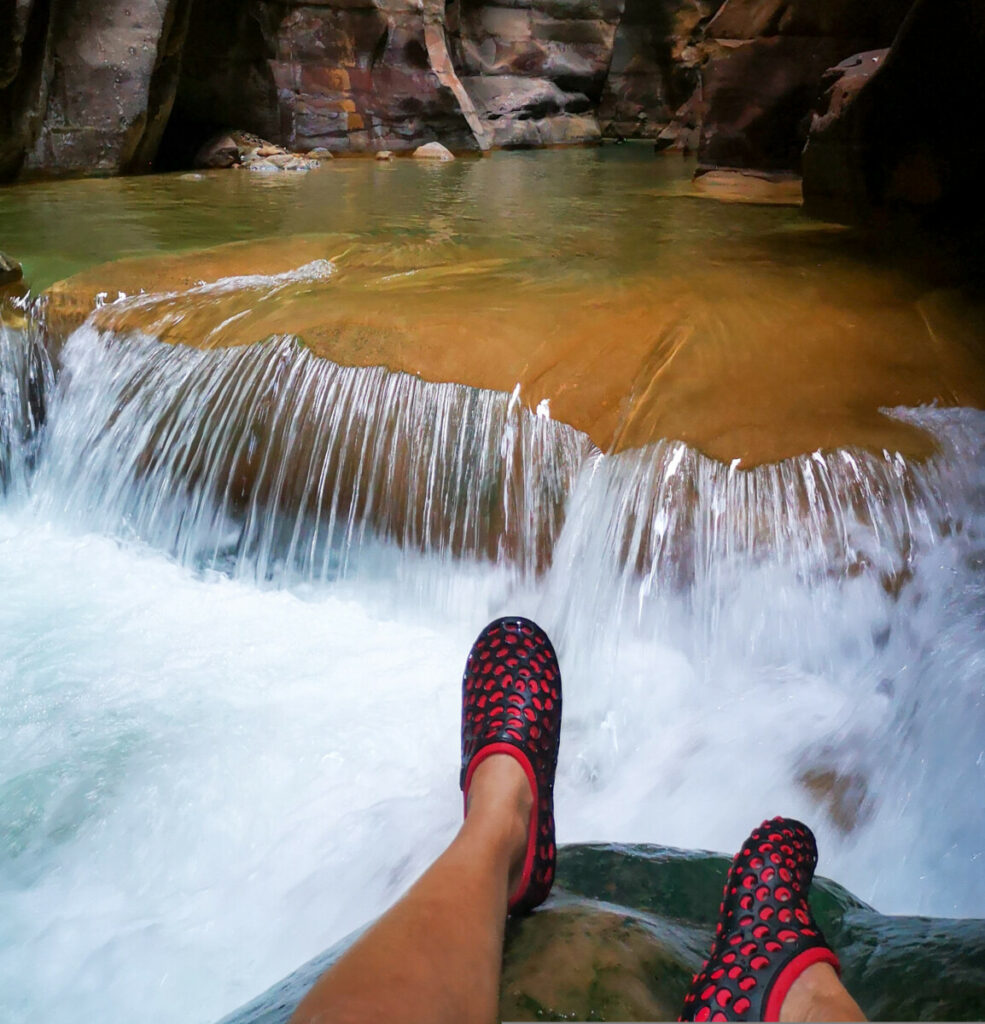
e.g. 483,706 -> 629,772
413,141 -> 455,161
43,231 -> 985,466
375,150 -> 394,161
216,844 -> 985,1024
0,251 -> 24,287
307,148 -> 333,161
691,168 -> 802,205
194,132 -> 241,169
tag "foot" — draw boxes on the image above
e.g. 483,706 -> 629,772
460,616 -> 563,914
679,817 -> 841,1022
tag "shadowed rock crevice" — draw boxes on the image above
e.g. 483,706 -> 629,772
0,0 -> 52,180
802,0 -> 985,239
156,0 -> 283,171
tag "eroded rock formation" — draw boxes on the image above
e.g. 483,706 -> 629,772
802,0 -> 985,228
691,0 -> 912,172
2,0 -> 982,236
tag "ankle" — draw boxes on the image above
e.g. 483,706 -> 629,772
779,963 -> 865,1022
465,754 -> 533,888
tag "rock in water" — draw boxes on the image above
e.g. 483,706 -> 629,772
216,844 -> 985,1024
307,148 -> 333,161
0,252 -> 23,286
413,142 -> 455,161
194,133 -> 241,169
375,151 -> 394,161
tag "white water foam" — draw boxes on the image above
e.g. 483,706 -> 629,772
1,319 -> 985,1022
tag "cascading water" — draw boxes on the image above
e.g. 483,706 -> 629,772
2,292 -> 984,1024
0,318 -> 51,500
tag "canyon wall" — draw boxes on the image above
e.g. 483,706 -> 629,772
0,0 -> 978,232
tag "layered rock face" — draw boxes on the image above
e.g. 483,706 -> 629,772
168,0 -> 479,158
446,0 -> 620,148
692,0 -> 912,172
597,0 -> 722,142
3,0 -> 635,175
802,0 -> 985,227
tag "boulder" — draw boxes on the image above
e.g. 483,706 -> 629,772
215,844 -> 985,1024
307,148 -> 334,161
375,150 -> 394,160
413,141 -> 455,160
0,251 -> 24,287
802,0 -> 985,229
193,132 -> 241,169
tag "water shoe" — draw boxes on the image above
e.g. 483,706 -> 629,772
460,616 -> 562,914
680,816 -> 840,1021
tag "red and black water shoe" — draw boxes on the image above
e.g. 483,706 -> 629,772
680,816 -> 840,1022
460,616 -> 562,914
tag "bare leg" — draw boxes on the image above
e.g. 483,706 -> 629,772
290,754 -> 532,1024
780,963 -> 866,1022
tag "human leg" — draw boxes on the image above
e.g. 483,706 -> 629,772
291,616 -> 562,1024
289,754 -> 531,1024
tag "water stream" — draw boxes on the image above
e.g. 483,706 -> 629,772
1,150 -> 984,1024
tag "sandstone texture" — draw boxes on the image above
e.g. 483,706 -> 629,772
802,0 -> 985,226
690,0 -> 912,172
598,0 -> 722,142
1,0 -> 973,192
42,233 -> 985,466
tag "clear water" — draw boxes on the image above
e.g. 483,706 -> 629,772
1,149 -> 984,1024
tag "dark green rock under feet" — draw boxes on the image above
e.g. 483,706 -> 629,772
219,843 -> 985,1023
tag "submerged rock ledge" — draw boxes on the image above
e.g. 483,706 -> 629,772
219,843 -> 985,1023
43,232 -> 985,466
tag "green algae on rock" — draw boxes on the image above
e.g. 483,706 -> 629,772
216,843 -> 985,1024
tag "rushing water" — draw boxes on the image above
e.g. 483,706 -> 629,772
1,149 -> 984,1024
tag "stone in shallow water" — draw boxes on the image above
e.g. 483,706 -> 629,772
0,251 -> 23,286
413,142 -> 455,161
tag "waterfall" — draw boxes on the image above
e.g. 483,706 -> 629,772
37,327 -> 593,585
0,319 -> 52,500
2,305 -> 984,1024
